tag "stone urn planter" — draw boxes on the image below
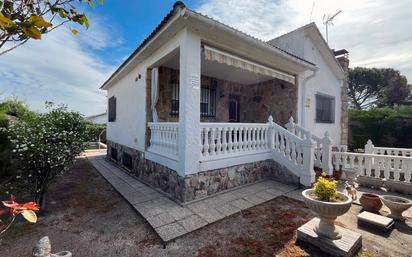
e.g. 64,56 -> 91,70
384,180 -> 412,195
357,176 -> 383,189
32,236 -> 72,257
302,189 -> 352,239
381,195 -> 412,221
359,193 -> 382,213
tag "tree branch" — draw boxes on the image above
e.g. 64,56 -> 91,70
0,39 -> 29,56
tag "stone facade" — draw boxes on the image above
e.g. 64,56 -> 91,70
107,140 -> 299,203
154,67 -> 297,125
337,56 -> 349,145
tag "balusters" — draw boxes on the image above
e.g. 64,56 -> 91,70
239,127 -> 244,151
280,133 -> 285,155
394,158 -> 401,181
227,127 -> 233,153
296,144 -> 303,165
210,127 -> 216,155
383,157 -> 390,179
246,127 -> 251,151
203,127 -> 210,156
291,140 -> 297,164
285,136 -> 291,159
222,127 -> 227,154
233,127 -> 239,152
349,155 -> 355,169
216,127 -> 222,155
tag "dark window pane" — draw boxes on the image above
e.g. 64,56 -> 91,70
316,94 -> 334,123
122,152 -> 133,170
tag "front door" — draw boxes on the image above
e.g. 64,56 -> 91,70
229,95 -> 240,122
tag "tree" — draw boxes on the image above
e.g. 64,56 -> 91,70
0,0 -> 102,56
348,67 -> 411,109
3,103 -> 88,206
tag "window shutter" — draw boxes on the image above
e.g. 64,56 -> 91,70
108,96 -> 116,122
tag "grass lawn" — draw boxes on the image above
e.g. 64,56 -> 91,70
0,157 -> 410,257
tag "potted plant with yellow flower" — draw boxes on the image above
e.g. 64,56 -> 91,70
302,174 -> 352,239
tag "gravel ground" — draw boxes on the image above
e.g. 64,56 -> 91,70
0,157 -> 411,257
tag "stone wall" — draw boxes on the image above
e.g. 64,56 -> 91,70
337,56 -> 349,145
107,140 -> 299,203
155,67 -> 297,125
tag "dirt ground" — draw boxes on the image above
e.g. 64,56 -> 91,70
0,157 -> 411,257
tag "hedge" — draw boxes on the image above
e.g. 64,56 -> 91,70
348,107 -> 412,150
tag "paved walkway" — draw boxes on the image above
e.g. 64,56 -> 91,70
87,152 -> 298,242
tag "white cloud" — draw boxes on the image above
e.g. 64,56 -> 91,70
197,0 -> 412,81
0,17 -> 119,116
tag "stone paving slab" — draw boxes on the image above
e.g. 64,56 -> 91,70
87,153 -> 298,243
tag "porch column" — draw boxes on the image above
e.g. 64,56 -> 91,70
178,29 -> 201,175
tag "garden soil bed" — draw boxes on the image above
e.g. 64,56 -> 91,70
0,157 -> 411,257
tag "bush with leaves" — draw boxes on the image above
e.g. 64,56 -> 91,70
84,122 -> 106,143
0,98 -> 34,181
349,106 -> 412,149
313,177 -> 337,202
2,103 -> 87,205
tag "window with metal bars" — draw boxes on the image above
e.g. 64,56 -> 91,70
169,78 -> 217,118
316,94 -> 335,123
170,79 -> 180,116
201,79 -> 217,118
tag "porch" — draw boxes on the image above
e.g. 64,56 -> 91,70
144,35 -> 315,185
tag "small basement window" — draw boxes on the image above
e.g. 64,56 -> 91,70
110,147 -> 118,160
122,152 -> 133,170
108,96 -> 116,122
316,94 -> 335,123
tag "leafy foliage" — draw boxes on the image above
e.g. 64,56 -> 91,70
313,177 -> 337,202
349,106 -> 412,149
348,67 -> 411,109
0,98 -> 34,181
2,103 -> 88,204
0,0 -> 103,55
0,194 -> 39,236
84,122 -> 105,142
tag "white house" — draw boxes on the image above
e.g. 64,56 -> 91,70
100,2 -> 349,203
85,112 -> 107,125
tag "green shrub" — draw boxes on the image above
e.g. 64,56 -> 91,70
84,122 -> 106,142
349,106 -> 412,149
2,104 -> 88,204
313,177 -> 337,202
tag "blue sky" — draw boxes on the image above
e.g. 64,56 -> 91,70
1,0 -> 411,116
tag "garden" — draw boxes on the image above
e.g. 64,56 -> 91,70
0,99 -> 105,240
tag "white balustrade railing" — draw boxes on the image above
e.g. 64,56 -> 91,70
200,123 -> 270,161
147,122 -> 179,160
332,151 -> 412,183
365,140 -> 411,157
199,116 -> 316,185
148,117 -> 318,186
285,117 -> 333,174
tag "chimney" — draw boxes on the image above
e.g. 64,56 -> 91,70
333,49 -> 349,73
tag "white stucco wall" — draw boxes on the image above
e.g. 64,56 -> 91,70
275,29 -> 343,144
86,114 -> 107,124
269,29 -> 305,59
106,30 -> 186,152
299,35 -> 342,144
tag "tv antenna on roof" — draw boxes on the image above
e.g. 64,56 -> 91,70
323,10 -> 342,43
